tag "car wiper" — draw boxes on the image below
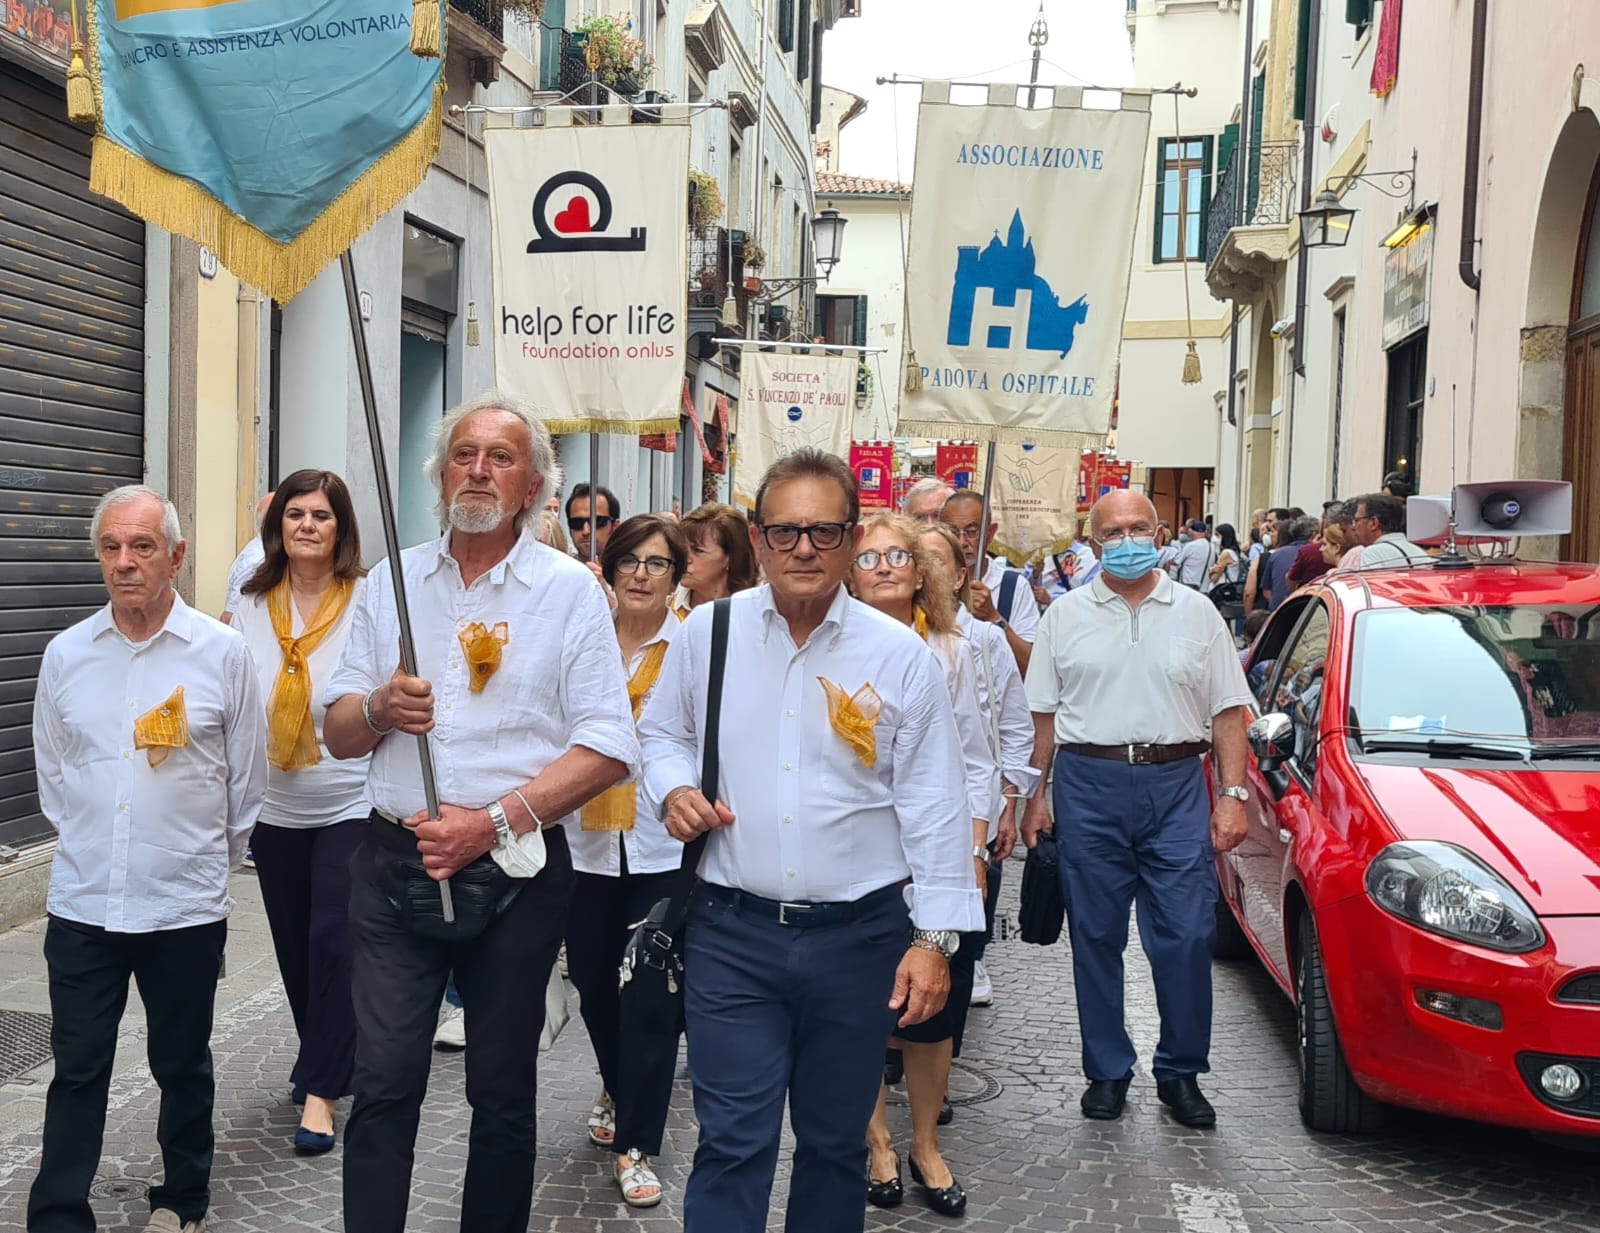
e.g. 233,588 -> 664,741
1529,744 -> 1600,760
1358,737 -> 1531,761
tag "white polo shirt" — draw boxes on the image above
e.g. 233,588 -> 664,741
1025,572 -> 1254,746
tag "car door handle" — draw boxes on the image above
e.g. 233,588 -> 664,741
1277,828 -> 1292,844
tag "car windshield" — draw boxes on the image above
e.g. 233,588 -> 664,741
1348,604 -> 1600,758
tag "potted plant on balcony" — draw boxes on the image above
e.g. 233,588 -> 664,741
741,240 -> 765,273
575,14 -> 653,96
498,0 -> 550,22
688,169 -> 722,235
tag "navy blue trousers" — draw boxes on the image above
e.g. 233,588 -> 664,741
1053,751 -> 1216,1083
682,885 -> 908,1233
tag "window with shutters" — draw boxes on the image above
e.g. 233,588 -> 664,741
817,294 -> 867,347
796,0 -> 811,81
1153,135 -> 1212,263
778,0 -> 795,51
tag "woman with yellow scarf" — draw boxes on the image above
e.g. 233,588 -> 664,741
233,470 -> 368,1155
565,513 -> 691,1208
846,513 -> 997,1219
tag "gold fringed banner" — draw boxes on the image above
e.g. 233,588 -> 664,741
87,84 -> 446,304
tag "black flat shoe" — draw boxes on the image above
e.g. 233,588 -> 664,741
294,1120 -> 337,1155
1080,1076 -> 1132,1120
1156,1076 -> 1216,1127
866,1150 -> 903,1209
883,1047 -> 904,1086
909,1156 -> 967,1217
937,1099 -> 953,1126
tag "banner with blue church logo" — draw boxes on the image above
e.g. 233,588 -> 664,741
899,81 -> 1151,444
74,0 -> 445,302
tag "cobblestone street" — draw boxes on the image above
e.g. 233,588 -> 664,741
0,862 -> 1594,1232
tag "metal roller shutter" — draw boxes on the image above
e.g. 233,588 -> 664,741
0,60 -> 146,850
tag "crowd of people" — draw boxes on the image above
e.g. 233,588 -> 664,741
28,388 -> 1416,1233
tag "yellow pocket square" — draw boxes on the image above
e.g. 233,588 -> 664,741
458,621 -> 510,694
819,678 -> 883,770
133,686 -> 189,768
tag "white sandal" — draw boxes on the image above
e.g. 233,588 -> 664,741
616,1148 -> 662,1208
587,1094 -> 616,1148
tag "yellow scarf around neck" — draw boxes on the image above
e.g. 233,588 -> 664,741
266,576 -> 353,771
582,639 -> 671,832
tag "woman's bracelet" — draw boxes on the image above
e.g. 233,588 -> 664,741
362,686 -> 394,736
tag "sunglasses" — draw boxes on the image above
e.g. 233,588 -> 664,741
757,521 -> 853,552
568,515 -> 616,532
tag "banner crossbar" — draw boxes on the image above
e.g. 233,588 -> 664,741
874,74 -> 1196,98
719,340 -> 888,354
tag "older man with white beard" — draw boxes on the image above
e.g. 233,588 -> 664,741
323,391 -> 639,1233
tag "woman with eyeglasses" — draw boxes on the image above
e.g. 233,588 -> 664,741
846,513 -> 997,1218
672,502 -> 760,618
564,513 -> 691,1208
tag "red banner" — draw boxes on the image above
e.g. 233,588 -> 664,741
936,442 -> 978,490
1077,451 -> 1131,512
892,475 -> 915,508
683,381 -> 729,474
640,427 -> 678,453
850,442 -> 895,510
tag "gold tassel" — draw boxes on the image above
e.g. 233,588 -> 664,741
903,345 -> 923,394
67,41 -> 96,124
410,0 -> 441,58
465,301 -> 481,346
1182,339 -> 1202,384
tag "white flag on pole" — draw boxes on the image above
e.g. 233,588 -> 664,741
731,349 -> 858,511
899,83 -> 1151,444
486,113 -> 689,436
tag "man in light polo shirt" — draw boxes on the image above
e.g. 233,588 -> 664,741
1021,490 -> 1253,1129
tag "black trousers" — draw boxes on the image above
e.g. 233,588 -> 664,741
342,823 -> 573,1233
251,817 -> 366,1099
564,849 -> 684,1156
27,916 -> 225,1233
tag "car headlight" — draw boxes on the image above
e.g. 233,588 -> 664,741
1365,841 -> 1546,954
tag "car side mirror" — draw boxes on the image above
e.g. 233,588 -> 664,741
1248,711 -> 1296,773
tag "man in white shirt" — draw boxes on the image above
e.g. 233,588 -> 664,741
29,485 -> 267,1233
1350,492 -> 1432,570
323,392 -> 638,1233
219,491 -> 272,624
938,489 -> 1038,674
1022,491 -> 1254,1130
1171,519 -> 1218,589
639,449 -> 982,1233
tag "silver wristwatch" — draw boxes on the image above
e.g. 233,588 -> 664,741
486,798 -> 514,848
1217,785 -> 1248,803
910,928 -> 959,958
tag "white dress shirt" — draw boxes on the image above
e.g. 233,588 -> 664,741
1025,572 -> 1254,747
1172,537 -> 1218,588
324,530 -> 640,821
565,610 -> 684,877
222,536 -> 265,619
957,607 -> 1041,833
637,584 -> 984,932
33,594 -> 268,932
925,629 -> 999,831
980,555 -> 1040,643
233,579 -> 371,828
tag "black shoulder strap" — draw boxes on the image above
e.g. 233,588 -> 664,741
678,596 -> 731,877
998,568 -> 1020,620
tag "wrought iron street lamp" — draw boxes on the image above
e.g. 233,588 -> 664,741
1297,148 -> 1419,249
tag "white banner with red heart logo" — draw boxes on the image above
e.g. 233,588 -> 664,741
486,115 -> 690,436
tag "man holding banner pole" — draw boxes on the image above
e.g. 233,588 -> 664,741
940,488 -> 1037,674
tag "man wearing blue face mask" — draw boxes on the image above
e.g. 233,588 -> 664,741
1018,491 -> 1254,1129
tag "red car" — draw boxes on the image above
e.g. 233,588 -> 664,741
1216,561 -> 1600,1136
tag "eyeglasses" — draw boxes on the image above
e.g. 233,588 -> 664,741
1092,530 -> 1157,549
757,521 -> 853,552
568,515 -> 616,532
616,554 -> 673,577
949,523 -> 985,542
853,547 -> 914,571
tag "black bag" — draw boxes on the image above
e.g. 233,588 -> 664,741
373,818 -> 524,944
1018,833 -> 1065,945
618,597 -> 731,1035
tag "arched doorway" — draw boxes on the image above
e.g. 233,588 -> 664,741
1568,160 -> 1600,561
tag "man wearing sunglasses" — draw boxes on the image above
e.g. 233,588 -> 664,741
639,449 -> 982,1233
566,483 -> 621,563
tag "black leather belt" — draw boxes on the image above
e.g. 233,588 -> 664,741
1060,741 -> 1211,765
698,879 -> 905,927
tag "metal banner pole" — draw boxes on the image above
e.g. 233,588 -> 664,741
588,433 -> 600,562
976,440 -> 999,568
340,251 -> 453,923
